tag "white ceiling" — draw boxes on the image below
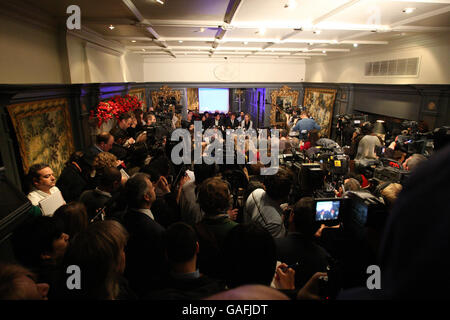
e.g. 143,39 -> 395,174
25,0 -> 450,59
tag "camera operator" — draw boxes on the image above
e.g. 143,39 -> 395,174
355,122 -> 383,161
292,111 -> 321,141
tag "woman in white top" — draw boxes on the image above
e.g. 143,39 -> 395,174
26,164 -> 63,208
240,113 -> 253,131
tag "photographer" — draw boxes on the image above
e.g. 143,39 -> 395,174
275,197 -> 331,289
243,167 -> 293,239
355,122 -> 382,161
292,111 -> 321,141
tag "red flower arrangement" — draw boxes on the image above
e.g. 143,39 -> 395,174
90,94 -> 143,128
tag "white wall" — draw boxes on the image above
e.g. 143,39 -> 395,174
143,57 -> 306,82
122,52 -> 144,83
0,13 -> 65,84
306,33 -> 450,84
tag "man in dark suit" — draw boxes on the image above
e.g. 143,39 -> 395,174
122,173 -> 167,297
84,132 -> 114,166
225,113 -> 239,130
211,113 -> 225,132
275,197 -> 330,289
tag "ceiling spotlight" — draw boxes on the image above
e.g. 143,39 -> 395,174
200,27 -> 205,32
353,43 -> 358,47
131,40 -> 136,43
258,27 -> 266,35
156,0 -> 165,4
314,30 -> 321,35
178,40 -> 183,43
142,49 -> 146,51
243,41 -> 248,45
109,25 -> 115,30
376,120 -> 385,123
322,50 -> 326,53
309,42 -> 313,45
403,8 -> 415,14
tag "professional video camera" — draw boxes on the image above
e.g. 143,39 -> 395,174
343,191 -> 388,230
335,114 -> 368,146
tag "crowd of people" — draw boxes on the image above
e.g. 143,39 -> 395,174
1,106 -> 449,301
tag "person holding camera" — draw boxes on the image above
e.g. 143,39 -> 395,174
292,111 -> 321,141
355,122 -> 382,161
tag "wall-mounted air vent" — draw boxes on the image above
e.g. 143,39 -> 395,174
365,57 -> 420,77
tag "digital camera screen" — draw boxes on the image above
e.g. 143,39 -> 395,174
315,200 -> 340,221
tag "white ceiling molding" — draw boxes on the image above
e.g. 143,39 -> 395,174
85,41 -> 124,57
68,26 -> 126,55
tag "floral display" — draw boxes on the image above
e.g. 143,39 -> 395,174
90,94 -> 143,128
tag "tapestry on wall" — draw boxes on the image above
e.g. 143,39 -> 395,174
7,98 -> 75,178
303,88 -> 337,138
187,88 -> 199,112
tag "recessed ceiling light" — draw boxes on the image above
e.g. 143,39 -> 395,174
309,42 -> 313,45
314,30 -> 321,35
403,8 -> 415,14
131,40 -> 136,43
109,25 -> 115,30
243,41 -> 248,45
322,50 -> 326,53
178,40 -> 183,43
142,49 -> 146,51
200,27 -> 205,33
258,27 -> 266,35
353,43 -> 358,47
156,0 -> 165,5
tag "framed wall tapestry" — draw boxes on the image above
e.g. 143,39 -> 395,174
187,88 -> 199,112
270,85 -> 299,128
7,98 -> 75,178
128,88 -> 146,110
303,88 -> 337,138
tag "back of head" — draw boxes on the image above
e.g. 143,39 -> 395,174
380,183 -> 402,207
197,177 -> 230,216
223,223 -> 276,288
0,264 -> 47,300
124,172 -> 151,208
344,178 -> 361,192
99,167 -> 122,188
405,153 -> 427,171
193,163 -> 217,185
96,132 -> 111,145
12,216 -> 64,268
93,152 -> 117,172
300,111 -> 308,118
292,197 -> 316,237
378,145 -> 450,299
53,202 -> 88,238
264,167 -> 293,201
61,220 -> 128,300
361,122 -> 373,135
205,284 -> 289,300
165,222 -> 198,265
308,129 -> 320,146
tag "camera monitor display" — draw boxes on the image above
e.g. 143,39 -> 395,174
315,199 -> 341,221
